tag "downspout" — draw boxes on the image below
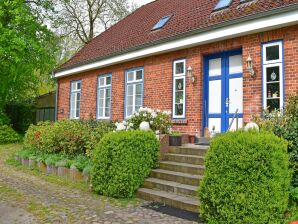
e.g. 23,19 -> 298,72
52,71 -> 58,121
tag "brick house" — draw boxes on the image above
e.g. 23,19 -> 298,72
54,0 -> 298,136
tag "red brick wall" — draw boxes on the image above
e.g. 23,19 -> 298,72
57,25 -> 298,135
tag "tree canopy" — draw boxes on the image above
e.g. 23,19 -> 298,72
0,0 -> 58,109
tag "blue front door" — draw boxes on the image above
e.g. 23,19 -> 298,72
203,50 -> 244,133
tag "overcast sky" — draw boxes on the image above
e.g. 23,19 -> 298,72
133,0 -> 155,6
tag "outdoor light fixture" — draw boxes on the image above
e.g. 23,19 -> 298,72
246,55 -> 255,77
187,66 -> 196,83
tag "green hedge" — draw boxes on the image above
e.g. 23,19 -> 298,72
24,120 -> 113,156
198,131 -> 290,223
91,130 -> 160,198
0,125 -> 21,144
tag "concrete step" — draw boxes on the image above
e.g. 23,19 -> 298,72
164,153 -> 204,165
169,145 -> 209,156
137,188 -> 199,213
143,177 -> 197,197
160,161 -> 205,175
150,169 -> 202,186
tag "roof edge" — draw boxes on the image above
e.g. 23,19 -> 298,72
54,4 -> 298,77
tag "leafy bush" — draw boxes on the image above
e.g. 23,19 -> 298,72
116,107 -> 172,134
198,131 -> 290,223
70,154 -> 91,171
91,130 -> 160,198
0,125 -> 21,144
24,119 -> 114,156
0,110 -> 10,126
255,94 -> 298,187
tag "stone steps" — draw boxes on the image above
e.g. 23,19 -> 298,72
137,188 -> 199,213
159,161 -> 205,175
137,144 -> 208,213
164,153 -> 204,165
143,177 -> 197,196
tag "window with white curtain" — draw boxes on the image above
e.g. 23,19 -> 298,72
97,75 -> 112,119
70,80 -> 81,119
125,68 -> 144,118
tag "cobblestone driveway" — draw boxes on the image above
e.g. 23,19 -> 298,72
0,144 -> 197,224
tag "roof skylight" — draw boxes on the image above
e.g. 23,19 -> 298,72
152,15 -> 172,31
214,0 -> 232,10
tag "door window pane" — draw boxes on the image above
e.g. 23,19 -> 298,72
229,55 -> 242,74
209,58 -> 221,76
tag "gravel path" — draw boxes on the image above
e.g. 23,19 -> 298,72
0,145 -> 197,224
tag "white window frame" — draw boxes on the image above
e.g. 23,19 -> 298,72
262,41 -> 284,110
97,75 -> 112,120
125,68 -> 144,118
172,59 -> 186,119
70,80 -> 81,119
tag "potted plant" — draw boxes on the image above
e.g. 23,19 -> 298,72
169,132 -> 182,146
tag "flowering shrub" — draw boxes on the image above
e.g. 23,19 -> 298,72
115,107 -> 172,134
24,120 -> 114,156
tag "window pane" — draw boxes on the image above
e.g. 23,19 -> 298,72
229,55 -> 242,74
135,106 -> 141,112
98,107 -> 103,117
175,104 -> 183,116
127,85 -> 133,95
99,78 -> 105,86
127,72 -> 134,82
175,91 -> 184,104
209,58 -> 221,76
136,95 -> 142,106
105,107 -> 110,117
266,45 -> 280,61
98,99 -> 104,108
175,79 -> 184,90
127,106 -> 133,116
127,95 -> 133,106
214,0 -> 232,10
71,82 -> 76,91
77,82 -> 81,90
136,70 -> 143,80
175,62 -> 184,74
105,97 -> 111,108
76,101 -> 80,117
105,88 -> 111,98
136,84 -> 142,94
267,83 -> 280,98
106,76 -> 111,85
266,66 -> 280,82
76,92 -> 81,101
267,99 -> 280,112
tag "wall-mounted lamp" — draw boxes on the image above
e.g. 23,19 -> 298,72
246,55 -> 255,77
187,66 -> 196,83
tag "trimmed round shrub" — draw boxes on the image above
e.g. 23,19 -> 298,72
91,130 -> 160,198
198,130 -> 290,223
0,125 -> 20,144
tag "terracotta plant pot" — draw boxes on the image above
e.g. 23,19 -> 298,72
169,135 -> 182,146
29,159 -> 37,168
37,161 -> 47,173
70,168 -> 83,181
21,158 -> 29,166
57,167 -> 70,179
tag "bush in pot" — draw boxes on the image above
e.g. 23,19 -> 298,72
91,130 -> 160,198
198,130 -> 290,223
169,132 -> 182,146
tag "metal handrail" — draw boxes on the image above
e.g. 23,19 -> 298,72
228,109 -> 239,131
